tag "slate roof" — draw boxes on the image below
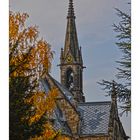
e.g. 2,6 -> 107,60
40,78 -> 72,136
40,76 -> 112,136
50,108 -> 72,135
78,102 -> 111,135
40,77 -> 75,105
46,75 -> 78,113
53,79 -> 75,104
40,78 -> 50,93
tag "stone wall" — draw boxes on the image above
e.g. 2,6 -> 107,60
45,75 -> 127,140
78,136 -> 109,140
62,135 -> 109,140
46,75 -> 80,134
56,97 -> 80,134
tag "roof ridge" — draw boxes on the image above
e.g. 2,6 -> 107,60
46,74 -> 80,115
78,101 -> 111,105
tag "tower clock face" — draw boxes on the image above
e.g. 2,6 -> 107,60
66,55 -> 73,63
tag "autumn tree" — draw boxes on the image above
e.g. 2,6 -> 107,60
98,7 -> 131,114
9,11 -> 65,139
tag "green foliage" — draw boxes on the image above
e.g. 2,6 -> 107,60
113,8 -> 131,84
9,11 -> 58,140
9,76 -> 49,139
9,77 -> 32,140
98,80 -> 131,115
99,7 -> 131,114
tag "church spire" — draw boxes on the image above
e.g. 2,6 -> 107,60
67,0 -> 75,19
63,0 -> 80,60
59,0 -> 85,102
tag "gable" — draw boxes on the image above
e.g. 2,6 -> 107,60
41,74 -> 80,134
40,75 -> 127,139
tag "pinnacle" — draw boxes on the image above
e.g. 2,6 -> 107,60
67,0 -> 75,18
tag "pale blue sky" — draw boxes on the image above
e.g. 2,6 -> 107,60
10,0 -> 131,137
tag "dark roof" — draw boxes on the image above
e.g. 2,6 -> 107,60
41,76 -> 112,136
40,75 -> 126,137
46,75 -> 79,114
53,79 -> 75,104
40,78 -> 50,93
78,102 -> 111,136
51,108 -> 72,136
41,75 -> 76,106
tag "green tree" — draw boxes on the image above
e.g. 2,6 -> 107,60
99,7 -> 131,114
9,11 -> 59,140
9,77 -> 40,139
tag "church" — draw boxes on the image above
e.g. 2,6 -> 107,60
41,0 -> 128,139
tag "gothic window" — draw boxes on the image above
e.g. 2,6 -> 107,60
65,68 -> 74,91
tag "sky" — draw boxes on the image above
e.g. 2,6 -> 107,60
10,0 -> 131,137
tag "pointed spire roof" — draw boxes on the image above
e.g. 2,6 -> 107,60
111,81 -> 117,103
67,0 -> 75,19
63,0 -> 80,60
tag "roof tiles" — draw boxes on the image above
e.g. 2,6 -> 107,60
78,102 -> 111,135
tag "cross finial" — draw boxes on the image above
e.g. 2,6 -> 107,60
67,0 -> 75,18
111,80 -> 117,102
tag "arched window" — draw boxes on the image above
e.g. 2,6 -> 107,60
65,68 -> 74,90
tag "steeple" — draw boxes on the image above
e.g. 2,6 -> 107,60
63,0 -> 80,60
67,0 -> 75,18
59,0 -> 85,102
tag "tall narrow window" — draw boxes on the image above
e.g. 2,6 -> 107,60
66,69 -> 74,90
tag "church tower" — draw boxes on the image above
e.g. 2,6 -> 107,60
59,0 -> 85,102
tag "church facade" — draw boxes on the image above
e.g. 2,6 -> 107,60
41,0 -> 128,139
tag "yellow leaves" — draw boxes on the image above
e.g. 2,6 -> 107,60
26,26 -> 39,43
9,11 -> 58,139
36,40 -> 53,73
9,11 -> 37,46
9,12 -> 53,76
9,11 -> 53,77
9,23 -> 19,40
26,88 -> 58,125
27,89 -> 60,140
31,122 -> 70,140
31,123 -> 58,140
42,123 -> 58,139
15,12 -> 29,26
45,88 -> 58,113
9,12 -> 29,40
